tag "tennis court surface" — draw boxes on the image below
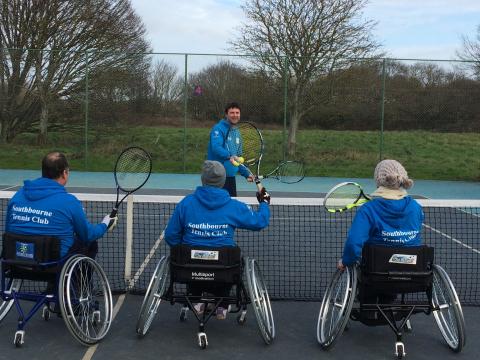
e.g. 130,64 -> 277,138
1,191 -> 479,359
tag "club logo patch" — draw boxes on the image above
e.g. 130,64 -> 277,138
16,242 -> 34,259
191,249 -> 219,261
389,254 -> 417,265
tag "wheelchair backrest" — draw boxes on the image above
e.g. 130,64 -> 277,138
360,244 -> 434,295
2,232 -> 61,265
169,244 -> 242,284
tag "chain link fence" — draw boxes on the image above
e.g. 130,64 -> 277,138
1,49 -> 479,180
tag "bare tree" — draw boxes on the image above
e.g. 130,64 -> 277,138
151,59 -> 183,116
457,25 -> 480,78
0,0 -> 150,144
231,0 -> 381,154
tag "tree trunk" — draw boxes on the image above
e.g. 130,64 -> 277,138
37,103 -> 48,145
287,88 -> 301,156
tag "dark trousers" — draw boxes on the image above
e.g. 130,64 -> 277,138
223,176 -> 237,197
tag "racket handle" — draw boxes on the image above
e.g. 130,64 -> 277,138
255,179 -> 263,191
110,208 -> 118,217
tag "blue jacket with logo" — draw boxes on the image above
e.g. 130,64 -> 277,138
342,196 -> 423,265
164,186 -> 270,247
207,119 -> 250,178
5,177 -> 107,256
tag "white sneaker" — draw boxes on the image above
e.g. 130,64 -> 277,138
193,303 -> 205,315
216,307 -> 227,320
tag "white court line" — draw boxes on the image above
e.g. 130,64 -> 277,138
81,293 -> 127,360
0,185 -> 19,191
128,231 -> 165,289
423,223 -> 480,255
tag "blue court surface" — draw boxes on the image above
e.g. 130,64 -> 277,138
1,169 -> 480,199
0,295 -> 478,360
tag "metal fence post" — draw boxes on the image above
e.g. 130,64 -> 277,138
379,58 -> 386,161
84,50 -> 89,170
283,56 -> 289,161
183,54 -> 188,173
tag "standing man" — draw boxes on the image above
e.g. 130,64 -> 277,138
207,102 -> 253,197
5,151 -> 117,259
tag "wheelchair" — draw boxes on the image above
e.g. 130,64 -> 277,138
0,233 -> 113,347
136,244 -> 275,349
317,244 -> 466,359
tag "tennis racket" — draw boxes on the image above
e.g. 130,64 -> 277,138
110,146 -> 152,217
225,121 -> 265,191
323,182 -> 371,213
258,160 -> 305,184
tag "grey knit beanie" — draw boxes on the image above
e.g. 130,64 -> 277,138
201,160 -> 226,188
374,159 -> 413,190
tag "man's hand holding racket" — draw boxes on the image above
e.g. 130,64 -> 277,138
102,214 -> 118,231
256,187 -> 271,204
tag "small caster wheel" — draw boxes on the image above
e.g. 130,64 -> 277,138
42,306 -> 51,321
395,341 -> 405,359
237,310 -> 247,325
180,307 -> 188,322
14,330 -> 25,347
198,332 -> 208,349
92,310 -> 101,325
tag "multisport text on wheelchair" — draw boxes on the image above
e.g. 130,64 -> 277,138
317,244 -> 466,359
0,233 -> 113,347
136,244 -> 275,349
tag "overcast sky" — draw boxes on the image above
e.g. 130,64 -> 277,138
130,0 -> 480,60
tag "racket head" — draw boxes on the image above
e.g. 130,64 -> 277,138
113,146 -> 152,192
226,121 -> 264,175
323,182 -> 370,213
275,160 -> 305,184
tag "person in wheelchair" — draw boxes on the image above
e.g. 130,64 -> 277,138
1,152 -> 116,346
164,160 -> 270,320
337,159 -> 423,307
5,152 -> 118,260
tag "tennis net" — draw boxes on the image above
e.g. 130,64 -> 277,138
1,191 -> 479,305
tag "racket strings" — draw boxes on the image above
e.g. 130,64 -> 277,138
277,161 -> 305,183
235,123 -> 262,163
115,148 -> 151,192
324,184 -> 362,211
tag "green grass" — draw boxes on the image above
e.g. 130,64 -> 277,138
1,127 -> 479,181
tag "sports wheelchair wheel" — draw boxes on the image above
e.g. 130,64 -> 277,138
0,278 -> 22,323
317,266 -> 357,349
431,264 -> 466,352
136,256 -> 169,337
59,255 -> 113,345
244,257 -> 275,344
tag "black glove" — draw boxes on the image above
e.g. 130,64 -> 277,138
256,187 -> 271,204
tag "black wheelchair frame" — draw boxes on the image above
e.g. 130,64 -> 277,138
136,244 -> 275,349
317,244 -> 466,359
0,233 -> 113,347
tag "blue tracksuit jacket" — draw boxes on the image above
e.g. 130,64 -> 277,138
207,119 -> 251,178
5,177 -> 107,256
164,186 -> 270,247
342,196 -> 423,265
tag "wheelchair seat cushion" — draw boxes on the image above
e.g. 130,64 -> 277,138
169,244 -> 242,284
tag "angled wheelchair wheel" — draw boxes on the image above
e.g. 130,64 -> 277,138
431,264 -> 466,352
136,256 -> 169,337
59,255 -> 113,346
317,266 -> 357,349
244,257 -> 275,344
0,278 -> 22,323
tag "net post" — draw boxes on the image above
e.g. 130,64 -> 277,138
124,195 -> 134,289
